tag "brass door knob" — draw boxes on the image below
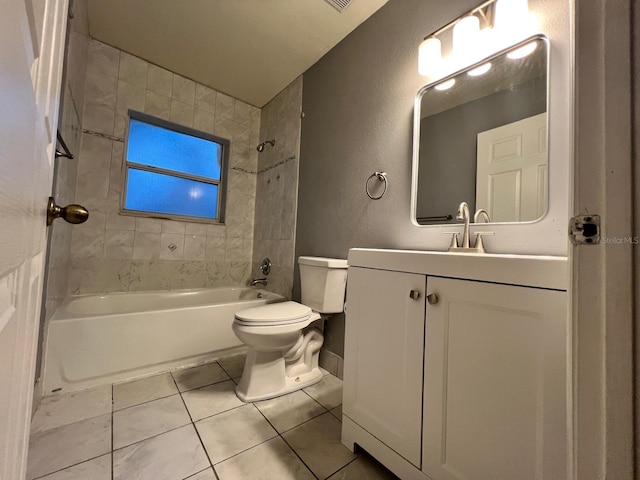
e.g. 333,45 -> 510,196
426,293 -> 438,305
47,197 -> 89,226
409,290 -> 421,300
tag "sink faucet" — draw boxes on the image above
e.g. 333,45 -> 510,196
446,202 -> 494,253
250,278 -> 268,287
456,202 -> 471,248
474,209 -> 491,223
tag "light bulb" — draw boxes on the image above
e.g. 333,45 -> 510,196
468,62 -> 492,76
418,36 -> 442,77
434,79 -> 455,91
453,15 -> 480,58
495,0 -> 530,40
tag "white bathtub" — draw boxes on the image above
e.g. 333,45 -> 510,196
42,287 -> 284,393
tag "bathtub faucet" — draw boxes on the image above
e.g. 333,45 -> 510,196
250,277 -> 268,287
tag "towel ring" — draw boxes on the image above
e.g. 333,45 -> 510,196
366,171 -> 388,200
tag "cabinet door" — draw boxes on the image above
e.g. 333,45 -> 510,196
343,267 -> 425,467
422,277 -> 567,480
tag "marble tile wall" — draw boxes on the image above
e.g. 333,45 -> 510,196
68,40 -> 261,294
252,77 -> 302,299
45,0 -> 89,317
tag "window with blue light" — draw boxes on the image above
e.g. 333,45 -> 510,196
122,111 -> 229,223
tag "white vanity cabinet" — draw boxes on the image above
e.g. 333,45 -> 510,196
343,267 -> 426,467
342,249 -> 569,480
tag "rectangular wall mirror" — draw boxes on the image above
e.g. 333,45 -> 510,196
412,35 -> 549,225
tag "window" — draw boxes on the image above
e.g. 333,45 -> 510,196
122,110 -> 229,223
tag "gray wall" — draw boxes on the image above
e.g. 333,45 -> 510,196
417,75 -> 547,222
295,0 -> 479,355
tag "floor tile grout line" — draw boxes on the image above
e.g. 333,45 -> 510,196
251,400 -> 320,480
278,432 -> 321,480
325,456 -> 361,480
30,452 -> 110,480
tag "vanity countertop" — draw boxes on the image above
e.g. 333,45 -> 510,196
348,248 -> 569,291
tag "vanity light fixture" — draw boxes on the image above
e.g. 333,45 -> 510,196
434,79 -> 456,91
418,36 -> 442,77
418,0 -> 533,80
468,62 -> 492,76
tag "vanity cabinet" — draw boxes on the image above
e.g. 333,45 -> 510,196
343,267 -> 425,467
342,249 -> 568,480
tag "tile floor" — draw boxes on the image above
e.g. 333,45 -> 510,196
27,353 -> 399,480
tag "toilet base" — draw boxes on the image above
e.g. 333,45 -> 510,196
235,328 -> 324,402
235,364 -> 323,402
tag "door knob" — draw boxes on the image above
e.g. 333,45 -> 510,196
47,197 -> 89,226
426,293 -> 438,305
409,290 -> 421,300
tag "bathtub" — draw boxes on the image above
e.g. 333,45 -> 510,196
42,287 -> 284,393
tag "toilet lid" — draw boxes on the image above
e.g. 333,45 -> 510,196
234,301 -> 311,324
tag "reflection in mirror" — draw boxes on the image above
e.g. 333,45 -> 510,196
413,36 -> 548,225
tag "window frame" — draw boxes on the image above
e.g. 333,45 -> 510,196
121,110 -> 230,224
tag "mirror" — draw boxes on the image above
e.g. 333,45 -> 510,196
412,36 -> 549,225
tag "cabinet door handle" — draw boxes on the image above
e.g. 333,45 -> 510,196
409,290 -> 421,300
426,293 -> 438,305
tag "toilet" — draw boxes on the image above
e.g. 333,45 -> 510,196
232,256 -> 348,402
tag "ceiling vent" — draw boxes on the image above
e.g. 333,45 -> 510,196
325,0 -> 352,13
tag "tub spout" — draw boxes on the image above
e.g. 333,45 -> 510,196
250,278 -> 268,287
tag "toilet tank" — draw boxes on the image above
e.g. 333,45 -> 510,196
299,256 -> 348,313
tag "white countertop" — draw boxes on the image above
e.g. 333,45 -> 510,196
348,248 -> 569,291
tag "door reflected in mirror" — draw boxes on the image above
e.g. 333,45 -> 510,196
412,36 -> 549,225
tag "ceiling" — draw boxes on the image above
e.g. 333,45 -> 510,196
87,0 -> 388,108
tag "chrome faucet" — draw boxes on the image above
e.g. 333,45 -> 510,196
457,202 -> 471,248
474,209 -> 491,223
250,278 -> 268,287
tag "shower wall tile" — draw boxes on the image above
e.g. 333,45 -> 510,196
206,262 -> 230,287
172,75 -> 196,106
170,100 -> 194,127
67,41 -> 260,295
170,261 -> 207,290
147,64 -> 173,97
105,210 -> 136,231
104,230 -> 134,260
185,222 -> 206,236
135,218 -> 162,233
129,260 -> 172,292
251,76 -> 302,300
234,101 -> 252,127
216,92 -> 235,120
195,84 -> 217,113
116,80 -> 145,119
87,40 -> 120,79
71,228 -> 105,259
160,234 -> 185,260
184,235 -> 206,261
145,91 -> 171,120
82,99 -> 115,136
193,108 -> 215,135
133,232 -> 162,260
162,220 -> 186,234
119,52 -> 148,87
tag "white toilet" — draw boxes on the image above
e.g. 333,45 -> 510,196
232,256 -> 348,402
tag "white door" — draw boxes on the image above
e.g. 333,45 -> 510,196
343,267 -> 425,467
422,277 -> 567,480
0,0 -> 67,477
476,113 -> 548,222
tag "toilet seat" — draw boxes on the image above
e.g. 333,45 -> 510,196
234,301 -> 312,327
